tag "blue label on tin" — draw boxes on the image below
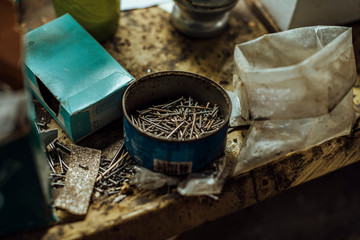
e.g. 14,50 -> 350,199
124,115 -> 227,175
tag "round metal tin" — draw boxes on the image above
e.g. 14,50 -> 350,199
122,71 -> 231,175
171,0 -> 239,38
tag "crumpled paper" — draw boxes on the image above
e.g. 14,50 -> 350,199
232,26 -> 357,175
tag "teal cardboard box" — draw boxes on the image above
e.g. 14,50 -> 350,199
23,14 -> 134,142
0,92 -> 56,236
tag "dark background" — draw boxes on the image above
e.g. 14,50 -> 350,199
183,161 -> 360,240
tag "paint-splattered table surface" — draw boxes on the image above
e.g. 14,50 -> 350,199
7,0 -> 360,239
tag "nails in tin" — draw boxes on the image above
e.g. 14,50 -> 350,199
130,97 -> 224,140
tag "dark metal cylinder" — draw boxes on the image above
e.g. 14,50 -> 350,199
122,71 -> 231,175
171,0 -> 239,38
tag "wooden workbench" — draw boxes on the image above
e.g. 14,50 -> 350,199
8,0 -> 360,239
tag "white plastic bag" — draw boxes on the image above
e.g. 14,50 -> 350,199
234,26 -> 357,121
232,26 -> 357,175
234,90 -> 354,175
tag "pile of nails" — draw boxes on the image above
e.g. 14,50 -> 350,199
47,140 -> 71,188
38,122 -> 135,196
131,96 -> 225,140
94,142 -> 136,196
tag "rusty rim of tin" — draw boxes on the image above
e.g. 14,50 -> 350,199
122,71 -> 232,143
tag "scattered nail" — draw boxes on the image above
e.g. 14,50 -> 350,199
79,163 -> 89,170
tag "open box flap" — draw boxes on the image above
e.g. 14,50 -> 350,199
23,14 -> 133,113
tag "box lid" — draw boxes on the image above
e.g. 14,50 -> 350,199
24,14 -> 133,114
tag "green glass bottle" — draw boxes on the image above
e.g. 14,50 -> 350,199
52,0 -> 120,42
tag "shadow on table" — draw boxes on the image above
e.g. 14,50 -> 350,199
182,161 -> 360,240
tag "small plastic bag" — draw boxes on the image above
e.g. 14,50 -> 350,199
131,142 -> 237,197
232,26 -> 357,175
234,90 -> 355,175
233,26 -> 357,121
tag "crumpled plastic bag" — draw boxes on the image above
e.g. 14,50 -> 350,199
130,142 -> 237,197
232,26 -> 357,175
234,26 -> 357,121
234,90 -> 355,175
